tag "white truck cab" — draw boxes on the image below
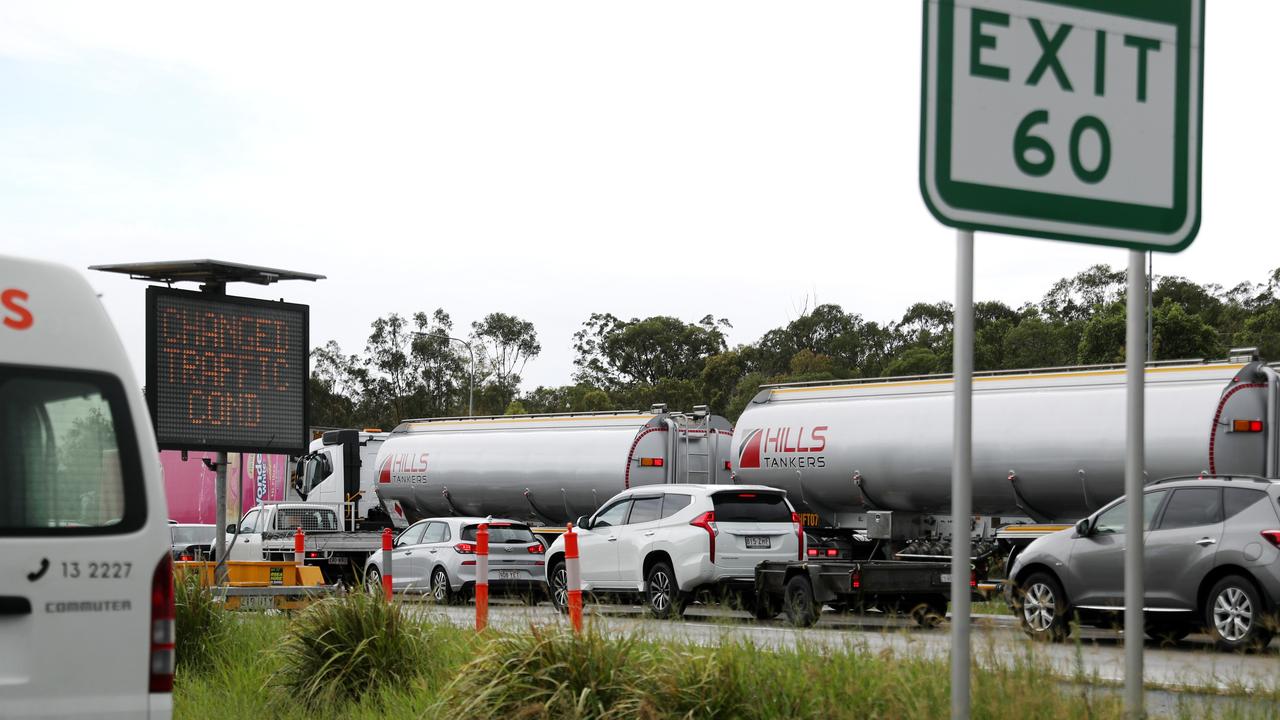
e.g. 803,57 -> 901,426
0,255 -> 173,719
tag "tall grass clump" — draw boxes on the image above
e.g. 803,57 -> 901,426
174,571 -> 229,673
273,591 -> 426,708
438,626 -> 660,719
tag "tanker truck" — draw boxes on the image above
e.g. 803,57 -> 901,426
369,405 -> 734,539
732,352 -> 1278,583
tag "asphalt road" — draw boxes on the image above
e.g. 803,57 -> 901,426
407,598 -> 1280,698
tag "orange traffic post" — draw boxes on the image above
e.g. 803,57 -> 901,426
564,522 -> 583,633
381,528 -> 393,602
475,523 -> 489,631
294,527 -> 305,565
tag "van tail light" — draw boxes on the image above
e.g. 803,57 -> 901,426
454,542 -> 477,554
150,555 -> 175,693
690,511 -> 718,563
792,512 -> 804,561
1261,530 -> 1280,548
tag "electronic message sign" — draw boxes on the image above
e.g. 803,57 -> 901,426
146,287 -> 309,455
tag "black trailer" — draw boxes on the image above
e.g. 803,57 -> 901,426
755,559 -> 955,628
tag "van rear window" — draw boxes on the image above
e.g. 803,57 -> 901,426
0,368 -> 145,535
712,492 -> 791,523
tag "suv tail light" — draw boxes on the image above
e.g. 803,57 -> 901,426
454,542 -> 477,554
690,511 -> 718,563
791,512 -> 804,561
150,555 -> 175,693
1261,530 -> 1280,548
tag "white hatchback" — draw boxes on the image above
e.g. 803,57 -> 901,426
544,484 -> 803,618
0,255 -> 173,719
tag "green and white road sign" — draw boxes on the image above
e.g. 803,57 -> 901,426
920,0 -> 1204,252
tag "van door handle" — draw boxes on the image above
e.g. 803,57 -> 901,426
0,596 -> 32,616
1195,537 -> 1217,546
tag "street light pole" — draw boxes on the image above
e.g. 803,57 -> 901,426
414,332 -> 475,416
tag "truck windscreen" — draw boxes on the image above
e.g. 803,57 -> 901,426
712,492 -> 792,523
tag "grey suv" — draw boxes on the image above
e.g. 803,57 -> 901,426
1008,476 -> 1280,650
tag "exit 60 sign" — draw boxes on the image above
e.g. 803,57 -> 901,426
920,0 -> 1204,252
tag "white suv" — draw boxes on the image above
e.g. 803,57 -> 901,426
544,484 -> 803,618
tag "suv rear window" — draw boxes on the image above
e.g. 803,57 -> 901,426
0,368 -> 145,535
462,524 -> 535,543
712,492 -> 791,522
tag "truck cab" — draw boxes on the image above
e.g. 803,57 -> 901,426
293,429 -> 391,531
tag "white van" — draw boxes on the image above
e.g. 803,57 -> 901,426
0,255 -> 173,719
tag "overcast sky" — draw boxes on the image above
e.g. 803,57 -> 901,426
3,2 -> 1275,391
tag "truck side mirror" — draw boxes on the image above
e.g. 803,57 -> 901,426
1075,518 -> 1091,537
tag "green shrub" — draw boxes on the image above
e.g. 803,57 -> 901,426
174,572 -> 229,673
273,591 -> 425,708
438,626 -> 658,719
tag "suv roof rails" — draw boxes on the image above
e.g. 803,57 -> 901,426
1144,474 -> 1274,487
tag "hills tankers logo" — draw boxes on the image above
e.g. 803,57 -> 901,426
378,452 -> 430,484
737,426 -> 828,469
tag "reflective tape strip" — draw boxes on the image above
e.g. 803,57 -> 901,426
566,555 -> 580,590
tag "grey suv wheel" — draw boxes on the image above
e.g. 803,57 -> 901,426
645,561 -> 686,619
1205,575 -> 1273,651
1017,572 -> 1071,641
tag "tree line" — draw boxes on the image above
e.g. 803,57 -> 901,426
310,264 -> 1280,428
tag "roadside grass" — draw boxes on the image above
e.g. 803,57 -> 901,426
175,600 -> 1276,720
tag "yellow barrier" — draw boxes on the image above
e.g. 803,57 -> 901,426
175,561 -> 329,611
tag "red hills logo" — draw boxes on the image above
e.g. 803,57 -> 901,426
737,426 -> 828,470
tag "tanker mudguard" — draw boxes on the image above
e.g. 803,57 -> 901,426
373,408 -> 733,526
732,359 -> 1278,525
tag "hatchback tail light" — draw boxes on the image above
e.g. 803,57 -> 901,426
527,543 -> 544,554
454,542 -> 477,554
690,511 -> 718,563
150,555 -> 175,693
1261,530 -> 1280,548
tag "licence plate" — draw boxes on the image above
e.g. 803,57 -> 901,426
940,573 -> 951,583
328,556 -> 347,564
239,595 -> 273,610
497,570 -> 520,579
745,536 -> 770,549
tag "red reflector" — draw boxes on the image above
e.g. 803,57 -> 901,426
639,457 -> 666,467
724,461 -> 732,470
461,560 -> 476,566
807,548 -> 819,557
1251,420 -> 1264,432
826,548 -> 838,557
454,543 -> 477,554
970,571 -> 978,588
1261,530 -> 1280,548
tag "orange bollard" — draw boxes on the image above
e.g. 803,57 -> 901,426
294,527 -> 305,565
381,528 -> 393,602
475,523 -> 489,631
564,522 -> 583,633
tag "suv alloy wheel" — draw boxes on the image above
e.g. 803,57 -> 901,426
1017,572 -> 1071,641
1205,575 -> 1273,651
645,561 -> 686,619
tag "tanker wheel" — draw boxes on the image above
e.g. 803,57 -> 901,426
783,575 -> 820,628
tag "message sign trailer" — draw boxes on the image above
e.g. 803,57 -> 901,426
146,287 -> 310,457
919,2 -> 1204,718
92,259 -> 323,584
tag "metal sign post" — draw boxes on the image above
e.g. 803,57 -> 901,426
950,230 -> 974,719
1124,251 -> 1146,716
920,3 -> 1204,717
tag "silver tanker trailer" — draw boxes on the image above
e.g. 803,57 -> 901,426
732,352 -> 1278,576
370,406 -> 733,531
